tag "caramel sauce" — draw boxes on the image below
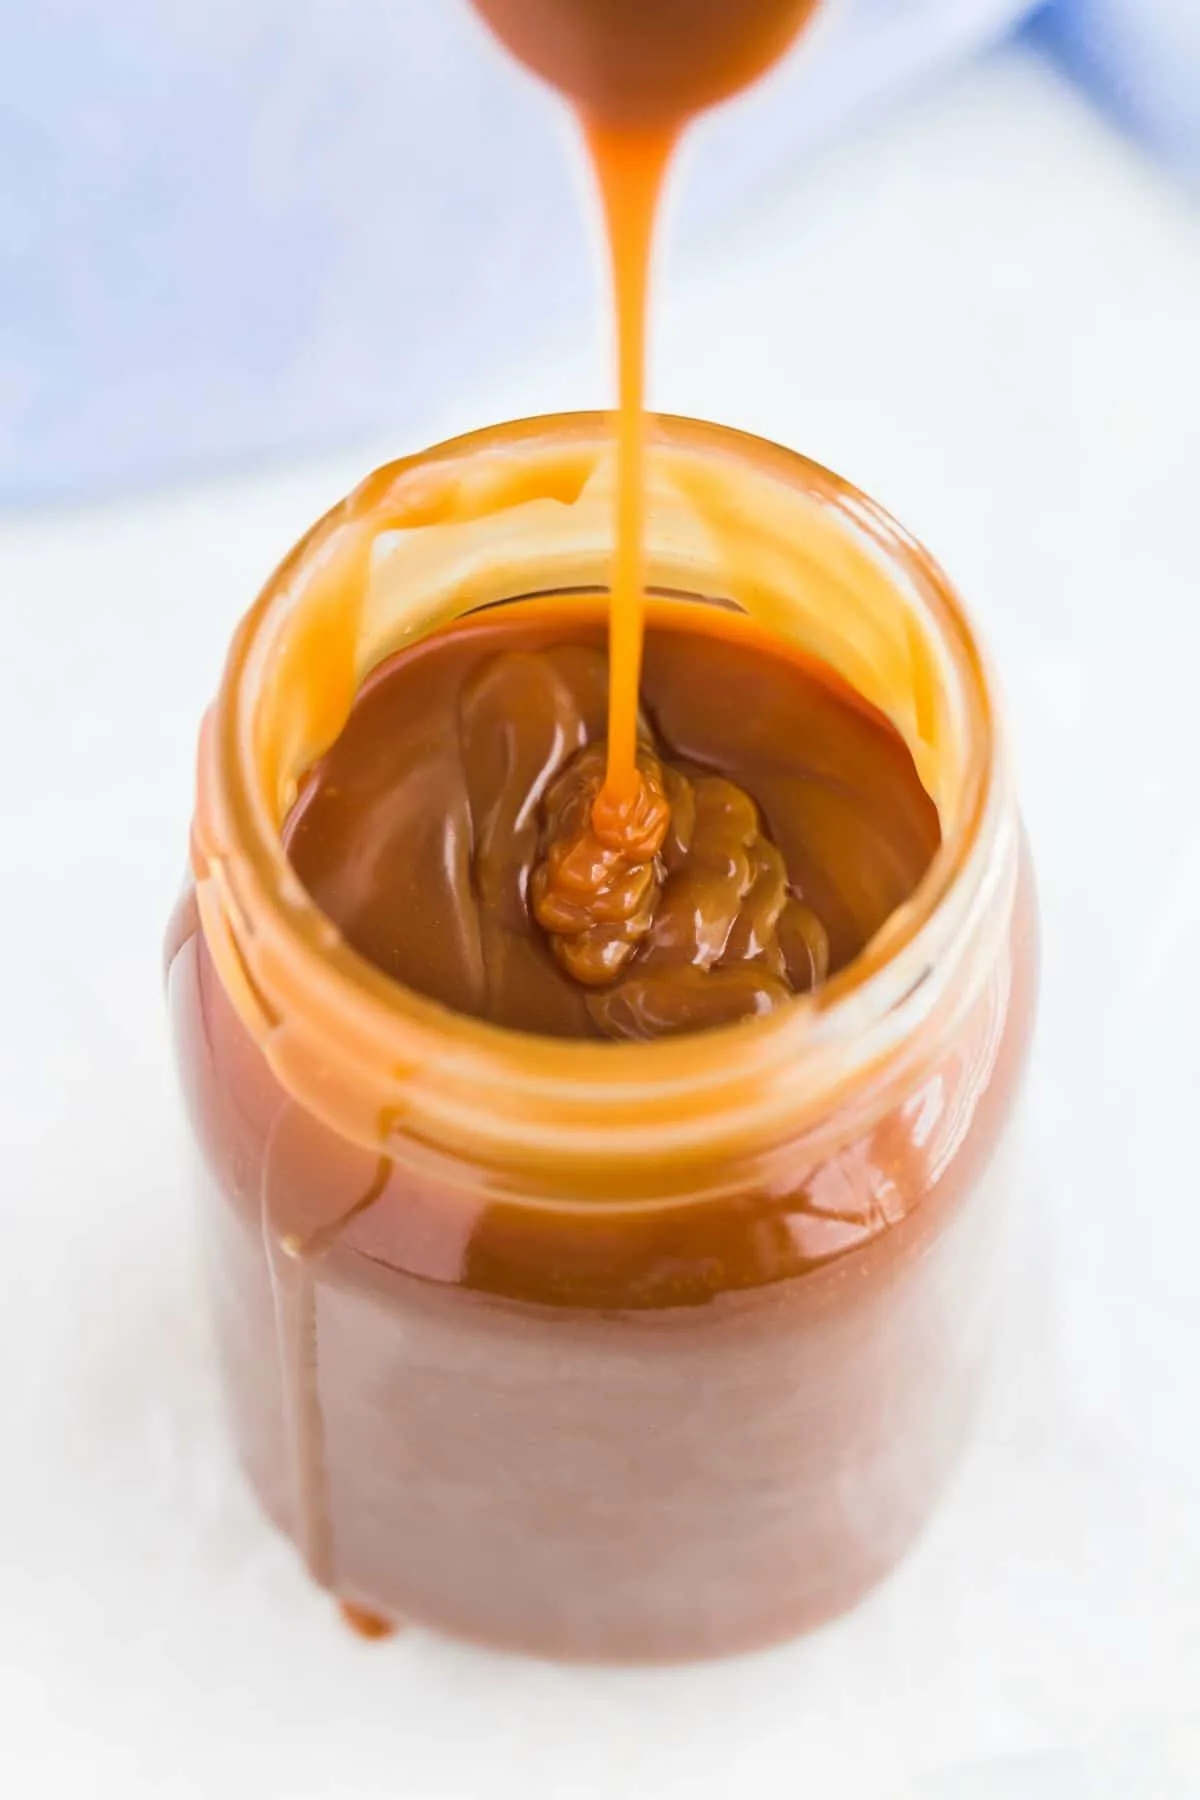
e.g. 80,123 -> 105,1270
285,602 -> 939,1041
470,0 -> 825,918
338,1601 -> 399,1642
468,0 -> 825,125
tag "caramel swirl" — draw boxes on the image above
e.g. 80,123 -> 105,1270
286,609 -> 938,1047
530,744 -> 671,985
532,743 -> 831,1040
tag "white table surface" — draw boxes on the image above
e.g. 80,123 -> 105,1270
2,44 -> 1198,1800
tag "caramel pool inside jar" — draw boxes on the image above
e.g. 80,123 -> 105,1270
284,598 -> 941,1042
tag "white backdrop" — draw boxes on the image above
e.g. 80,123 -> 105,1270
2,42 -> 1198,1799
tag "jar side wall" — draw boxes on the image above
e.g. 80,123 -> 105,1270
167,924 -> 294,1533
319,1166 -> 1011,1661
173,842 -> 1035,1304
168,844 -> 1035,1657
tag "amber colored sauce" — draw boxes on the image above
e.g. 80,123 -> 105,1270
471,0 -> 824,817
585,118 -> 673,807
169,836 -> 1036,1655
467,0 -> 825,125
339,1601 -> 398,1641
285,600 -> 940,1041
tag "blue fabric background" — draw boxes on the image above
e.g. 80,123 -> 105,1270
1034,0 -> 1200,183
0,0 -> 1192,505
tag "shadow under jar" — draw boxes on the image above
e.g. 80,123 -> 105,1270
166,413 -> 1037,1663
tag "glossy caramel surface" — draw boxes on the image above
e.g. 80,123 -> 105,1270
285,602 -> 941,1040
470,0 -> 823,123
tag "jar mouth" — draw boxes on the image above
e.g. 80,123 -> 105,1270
198,413 -> 1012,1186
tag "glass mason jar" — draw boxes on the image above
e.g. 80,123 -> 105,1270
166,413 -> 1037,1662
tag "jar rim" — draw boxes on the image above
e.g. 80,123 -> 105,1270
198,412 -> 1013,1184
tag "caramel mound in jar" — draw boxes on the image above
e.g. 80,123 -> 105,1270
286,601 -> 939,1041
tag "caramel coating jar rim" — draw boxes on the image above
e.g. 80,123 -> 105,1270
193,412 -> 1016,1197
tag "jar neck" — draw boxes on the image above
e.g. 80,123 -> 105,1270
193,413 -> 1014,1203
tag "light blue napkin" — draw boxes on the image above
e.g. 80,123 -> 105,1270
1035,0 -> 1200,184
0,0 -> 1034,504
3,0 -> 1193,506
